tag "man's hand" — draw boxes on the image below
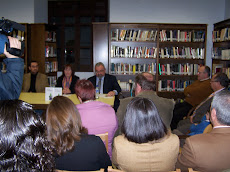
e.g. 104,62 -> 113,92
63,88 -> 71,94
107,91 -> 115,97
4,36 -> 21,58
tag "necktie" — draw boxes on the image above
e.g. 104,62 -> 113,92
98,78 -> 102,94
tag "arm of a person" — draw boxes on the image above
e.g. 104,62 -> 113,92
107,76 -> 121,96
0,37 -> 24,99
176,138 -> 198,171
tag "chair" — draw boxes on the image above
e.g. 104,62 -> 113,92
96,132 -> 109,153
108,166 -> 124,172
188,168 -> 200,172
203,124 -> 213,133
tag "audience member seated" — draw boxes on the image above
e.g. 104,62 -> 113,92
46,96 -> 111,171
56,64 -> 79,94
171,66 -> 213,130
174,72 -> 229,135
75,79 -> 118,158
112,97 -> 179,172
116,73 -> 174,137
176,90 -> 230,172
0,100 -> 55,171
22,61 -> 49,92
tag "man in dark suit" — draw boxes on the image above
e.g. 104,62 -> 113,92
88,62 -> 121,111
176,90 -> 230,172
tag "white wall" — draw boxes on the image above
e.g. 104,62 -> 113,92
0,0 -> 47,23
225,0 -> 230,19
110,0 -> 226,68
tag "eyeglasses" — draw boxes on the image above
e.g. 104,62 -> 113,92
210,81 -> 218,83
95,70 -> 105,74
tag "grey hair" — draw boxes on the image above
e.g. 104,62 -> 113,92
211,90 -> 230,126
95,62 -> 105,68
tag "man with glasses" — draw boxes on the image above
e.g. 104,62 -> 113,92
88,62 -> 121,112
176,90 -> 230,171
171,66 -> 213,130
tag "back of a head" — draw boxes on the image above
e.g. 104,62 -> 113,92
0,100 -> 54,172
121,97 -> 167,143
75,79 -> 95,102
135,74 -> 156,91
46,96 -> 87,156
212,90 -> 230,126
214,72 -> 229,88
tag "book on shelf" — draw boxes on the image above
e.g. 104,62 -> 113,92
160,30 -> 205,42
47,76 -> 57,87
212,48 -> 230,60
111,29 -> 157,42
158,79 -> 194,92
213,27 -> 229,42
111,63 -> 156,75
45,46 -> 57,57
117,79 -> 134,92
45,31 -> 56,42
159,63 -> 198,75
45,61 -> 58,73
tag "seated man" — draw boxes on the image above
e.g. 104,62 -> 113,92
0,36 -> 24,100
171,66 -> 213,129
88,62 -> 121,112
116,72 -> 175,136
176,90 -> 230,172
22,61 -> 49,92
174,72 -> 229,135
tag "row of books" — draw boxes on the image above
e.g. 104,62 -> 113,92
212,28 -> 230,42
111,29 -> 158,42
160,47 -> 204,59
45,46 -> 57,57
222,67 -> 230,78
45,61 -> 58,73
158,79 -> 194,92
47,76 -> 57,87
45,31 -> 56,42
111,63 -> 156,75
159,63 -> 199,75
212,48 -> 230,60
159,30 -> 205,42
111,46 -> 157,58
11,30 -> 25,41
117,80 -> 134,92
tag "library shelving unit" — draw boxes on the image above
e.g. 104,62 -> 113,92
27,24 -> 58,87
212,18 -> 230,77
93,23 -> 207,99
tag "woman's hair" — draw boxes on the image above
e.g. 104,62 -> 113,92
75,79 -> 95,102
61,64 -> 75,77
0,100 -> 55,172
46,96 -> 87,156
121,97 -> 167,144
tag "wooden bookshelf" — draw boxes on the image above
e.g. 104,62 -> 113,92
212,18 -> 230,77
93,23 -> 207,100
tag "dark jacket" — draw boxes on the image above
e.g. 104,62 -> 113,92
55,134 -> 111,171
0,58 -> 24,100
88,74 -> 121,111
56,75 -> 79,94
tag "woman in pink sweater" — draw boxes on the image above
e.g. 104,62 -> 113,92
75,79 -> 118,158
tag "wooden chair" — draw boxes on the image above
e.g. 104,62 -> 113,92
108,166 -> 124,172
188,168 -> 200,172
96,132 -> 109,153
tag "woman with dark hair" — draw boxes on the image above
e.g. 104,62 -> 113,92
112,97 -> 179,172
0,100 -> 55,172
46,96 -> 111,171
55,64 -> 79,94
75,79 -> 118,159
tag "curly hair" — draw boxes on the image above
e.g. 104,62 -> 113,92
46,96 -> 87,156
0,100 -> 55,172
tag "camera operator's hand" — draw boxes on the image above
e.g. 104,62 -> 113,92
4,36 -> 21,58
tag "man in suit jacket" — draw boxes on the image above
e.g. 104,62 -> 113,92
174,72 -> 229,135
176,90 -> 230,172
115,72 -> 175,136
88,62 -> 121,112
22,61 -> 49,93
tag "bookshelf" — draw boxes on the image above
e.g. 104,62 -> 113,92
27,24 -> 58,87
212,18 -> 230,78
93,23 -> 207,99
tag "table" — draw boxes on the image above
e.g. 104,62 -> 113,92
19,93 -> 115,110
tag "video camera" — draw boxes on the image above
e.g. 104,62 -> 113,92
0,17 -> 25,56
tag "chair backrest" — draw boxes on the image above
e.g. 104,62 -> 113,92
203,124 -> 213,133
188,168 -> 200,172
108,166 -> 124,172
169,169 -> 181,172
96,132 -> 109,152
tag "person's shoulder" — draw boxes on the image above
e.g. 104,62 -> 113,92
120,97 -> 133,105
